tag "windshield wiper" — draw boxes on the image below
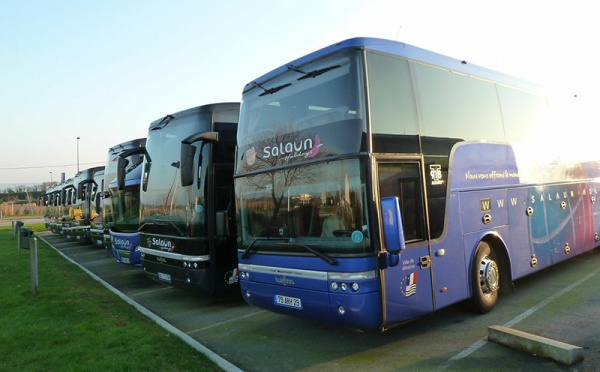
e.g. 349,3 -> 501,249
252,82 -> 292,97
241,237 -> 287,259
297,65 -> 341,80
286,64 -> 305,74
151,114 -> 174,130
138,219 -> 186,237
278,242 -> 337,266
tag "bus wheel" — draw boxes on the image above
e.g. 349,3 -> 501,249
470,241 -> 499,313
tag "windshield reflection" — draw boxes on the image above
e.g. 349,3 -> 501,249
140,118 -> 208,237
236,158 -> 371,254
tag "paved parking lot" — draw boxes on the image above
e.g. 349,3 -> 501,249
37,231 -> 600,371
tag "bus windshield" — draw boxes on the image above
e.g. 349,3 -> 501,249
236,158 -> 371,255
140,113 -> 211,237
236,49 -> 366,174
110,184 -> 141,231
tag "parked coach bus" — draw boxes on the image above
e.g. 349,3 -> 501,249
90,138 -> 146,249
48,180 -> 67,234
43,183 -> 61,231
89,167 -> 105,244
56,177 -> 76,236
234,37 -> 600,331
110,142 -> 147,265
138,103 -> 240,295
64,166 -> 105,241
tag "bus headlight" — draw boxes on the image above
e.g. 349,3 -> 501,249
340,283 -> 348,292
351,283 -> 360,292
330,282 -> 339,291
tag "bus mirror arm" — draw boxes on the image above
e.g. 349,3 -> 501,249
381,197 -> 406,255
180,131 -> 219,187
378,252 -> 400,268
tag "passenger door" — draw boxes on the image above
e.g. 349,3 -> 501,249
377,160 -> 434,327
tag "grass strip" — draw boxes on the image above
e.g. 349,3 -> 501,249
0,224 -> 221,371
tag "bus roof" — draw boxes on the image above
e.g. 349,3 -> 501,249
108,138 -> 146,155
148,102 -> 240,131
243,37 -> 543,94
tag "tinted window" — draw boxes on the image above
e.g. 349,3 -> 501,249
414,63 -> 505,143
367,52 -> 419,152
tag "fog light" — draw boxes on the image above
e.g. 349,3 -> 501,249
331,282 -> 339,291
340,283 -> 348,292
337,306 -> 345,315
351,283 -> 360,292
245,290 -> 251,298
185,277 -> 191,283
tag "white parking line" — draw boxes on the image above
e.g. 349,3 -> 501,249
129,286 -> 173,297
187,310 -> 267,335
436,266 -> 600,371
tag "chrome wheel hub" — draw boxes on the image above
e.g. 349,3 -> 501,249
479,255 -> 499,294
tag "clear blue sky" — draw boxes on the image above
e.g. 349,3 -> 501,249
1,0 -> 598,186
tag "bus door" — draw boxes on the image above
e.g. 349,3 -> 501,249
377,160 -> 434,327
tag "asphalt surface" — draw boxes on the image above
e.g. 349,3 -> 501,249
33,230 -> 600,371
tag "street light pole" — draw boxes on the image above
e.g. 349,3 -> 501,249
49,172 -> 53,183
77,137 -> 80,172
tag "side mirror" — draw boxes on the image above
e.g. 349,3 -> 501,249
117,157 -> 129,191
95,188 -> 102,213
216,210 -> 229,236
142,162 -> 151,192
381,196 -> 406,254
180,143 -> 196,187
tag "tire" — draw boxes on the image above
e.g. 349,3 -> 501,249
469,241 -> 500,313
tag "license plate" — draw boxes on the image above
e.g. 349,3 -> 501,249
274,294 -> 302,309
157,272 -> 172,283
96,240 -> 103,245
122,257 -> 130,264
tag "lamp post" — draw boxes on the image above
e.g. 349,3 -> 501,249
49,172 -> 53,183
77,137 -> 80,172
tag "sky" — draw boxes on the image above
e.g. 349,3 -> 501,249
1,0 -> 598,187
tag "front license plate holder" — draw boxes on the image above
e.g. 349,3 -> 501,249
157,272 -> 172,283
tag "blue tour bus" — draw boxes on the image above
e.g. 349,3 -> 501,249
234,37 -> 600,331
90,138 -> 146,249
110,141 -> 147,265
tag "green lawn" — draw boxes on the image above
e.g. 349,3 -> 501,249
0,225 -> 221,371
